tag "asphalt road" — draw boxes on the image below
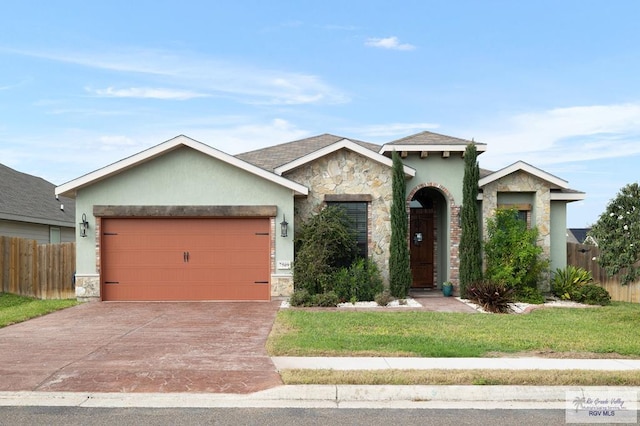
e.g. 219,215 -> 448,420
0,407 -> 569,425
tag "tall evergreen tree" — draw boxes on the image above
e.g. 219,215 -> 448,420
459,143 -> 483,296
389,150 -> 412,298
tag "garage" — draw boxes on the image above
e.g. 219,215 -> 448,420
101,217 -> 271,301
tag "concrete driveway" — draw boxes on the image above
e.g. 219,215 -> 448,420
0,301 -> 283,393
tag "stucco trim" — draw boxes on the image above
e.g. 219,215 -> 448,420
56,135 -> 308,198
274,139 -> 416,177
93,205 -> 278,218
550,192 -> 586,201
479,161 -> 569,189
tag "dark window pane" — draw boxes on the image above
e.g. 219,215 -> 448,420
327,202 -> 368,258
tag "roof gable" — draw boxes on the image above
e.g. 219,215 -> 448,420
55,135 -> 308,198
274,138 -> 416,177
478,161 -> 569,189
0,163 -> 75,226
235,133 -> 381,172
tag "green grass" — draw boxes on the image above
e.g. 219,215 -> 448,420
267,302 -> 640,358
0,293 -> 78,328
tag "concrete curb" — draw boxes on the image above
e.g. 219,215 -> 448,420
0,386 -> 637,409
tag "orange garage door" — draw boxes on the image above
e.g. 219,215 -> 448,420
101,218 -> 271,301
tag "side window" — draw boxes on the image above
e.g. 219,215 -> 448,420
50,227 -> 61,243
327,202 -> 368,258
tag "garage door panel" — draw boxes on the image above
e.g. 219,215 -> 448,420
102,218 -> 271,301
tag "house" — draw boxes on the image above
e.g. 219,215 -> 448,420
567,228 -> 597,246
55,131 -> 584,301
0,163 -> 76,244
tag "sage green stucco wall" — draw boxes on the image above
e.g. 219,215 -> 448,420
403,154 -> 465,286
75,147 -> 295,277
402,155 -> 464,205
550,201 -> 568,272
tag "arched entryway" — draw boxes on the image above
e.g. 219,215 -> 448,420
408,185 -> 452,289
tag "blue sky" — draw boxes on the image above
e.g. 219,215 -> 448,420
1,1 -> 639,227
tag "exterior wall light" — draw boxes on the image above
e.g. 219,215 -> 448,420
79,213 -> 89,238
280,215 -> 289,238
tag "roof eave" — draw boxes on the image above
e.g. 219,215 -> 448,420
550,192 -> 586,202
379,144 -> 487,155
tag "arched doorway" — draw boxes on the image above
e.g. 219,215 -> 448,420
409,187 -> 448,289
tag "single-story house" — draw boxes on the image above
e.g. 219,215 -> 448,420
55,131 -> 584,301
1,163 -> 76,244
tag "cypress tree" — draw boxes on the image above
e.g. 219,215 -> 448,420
389,150 -> 412,297
459,143 -> 483,296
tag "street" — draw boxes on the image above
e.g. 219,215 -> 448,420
0,407 -> 568,426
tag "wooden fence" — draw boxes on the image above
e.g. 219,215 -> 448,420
0,236 -> 76,299
567,242 -> 640,303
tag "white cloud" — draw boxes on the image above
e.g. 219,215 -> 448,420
365,36 -> 415,51
348,122 -> 440,138
180,118 -> 310,154
7,47 -> 349,105
472,103 -> 640,169
88,86 -> 208,100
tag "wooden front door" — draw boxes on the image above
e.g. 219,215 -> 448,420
410,208 -> 435,288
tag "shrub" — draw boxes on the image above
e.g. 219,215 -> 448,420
576,284 -> 611,306
374,289 -> 394,306
311,291 -> 340,307
294,206 -> 359,295
289,289 -> 312,307
467,281 -> 514,313
332,258 -> 384,302
484,209 -> 549,291
514,286 -> 545,304
552,266 -> 594,300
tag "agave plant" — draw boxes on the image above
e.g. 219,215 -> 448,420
551,266 -> 593,300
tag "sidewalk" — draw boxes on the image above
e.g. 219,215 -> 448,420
272,356 -> 640,371
2,356 -> 637,409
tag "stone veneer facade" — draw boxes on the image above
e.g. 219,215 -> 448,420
284,150 -> 394,284
481,170 -> 552,291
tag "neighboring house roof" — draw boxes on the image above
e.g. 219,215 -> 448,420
478,161 -> 585,201
235,133 -> 381,172
55,135 -> 309,198
0,163 -> 75,227
567,228 -> 598,245
567,228 -> 590,244
379,130 -> 487,155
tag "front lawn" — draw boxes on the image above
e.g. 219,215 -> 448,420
267,302 -> 640,358
0,293 -> 78,328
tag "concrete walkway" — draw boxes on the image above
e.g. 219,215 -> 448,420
272,356 -> 640,371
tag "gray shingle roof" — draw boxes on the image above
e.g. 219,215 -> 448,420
386,130 -> 484,146
235,133 -> 381,172
0,163 -> 75,227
